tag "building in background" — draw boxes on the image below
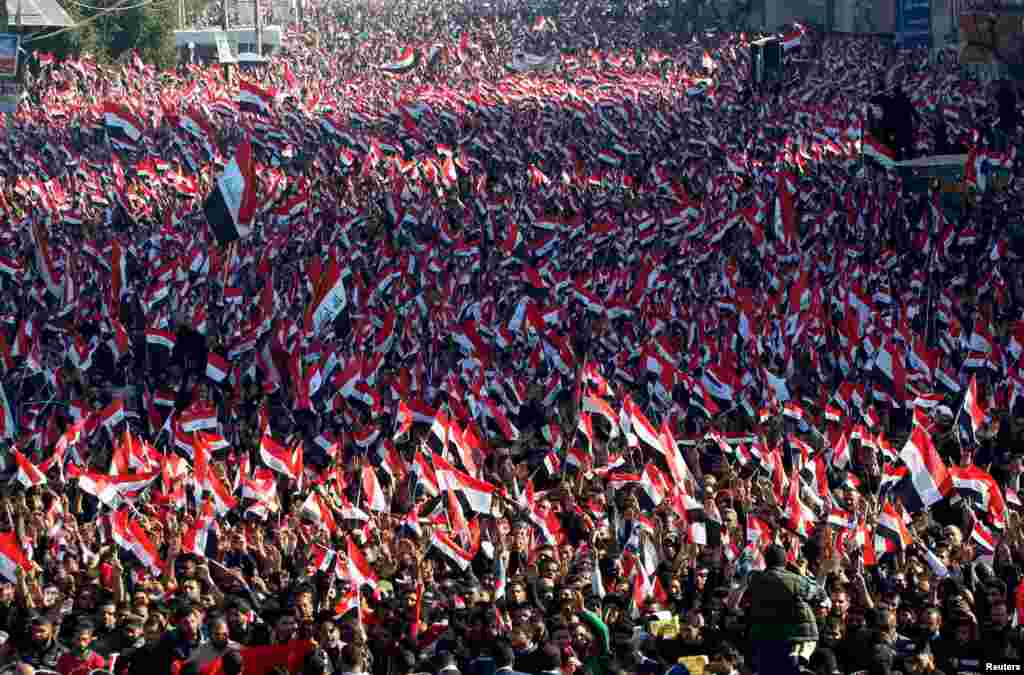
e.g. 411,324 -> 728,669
755,0 -> 895,33
174,26 -> 284,63
2,0 -> 73,31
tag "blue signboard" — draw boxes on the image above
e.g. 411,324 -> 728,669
896,0 -> 932,49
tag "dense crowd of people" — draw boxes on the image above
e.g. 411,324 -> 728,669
0,1 -> 1022,675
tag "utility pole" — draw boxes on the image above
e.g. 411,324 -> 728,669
222,0 -> 229,30
254,0 -> 263,57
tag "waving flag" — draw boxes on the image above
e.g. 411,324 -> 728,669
949,464 -> 1007,529
430,529 -> 475,570
237,80 -> 275,116
205,353 -> 230,383
204,138 -> 257,245
335,586 -> 360,618
899,425 -> 951,511
103,103 -> 145,143
300,491 -> 337,534
863,131 -> 895,167
110,239 -> 127,310
259,435 -> 302,483
878,501 -> 913,550
0,382 -> 14,441
346,537 -> 379,589
305,255 -> 347,336
181,499 -> 216,557
180,402 -> 218,433
786,465 -> 815,538
202,641 -> 315,675
14,451 -> 47,488
971,519 -> 996,554
432,453 -> 495,513
957,374 -> 986,447
111,509 -> 163,576
380,47 -> 418,73
0,531 -> 31,582
361,465 -> 389,512
29,220 -> 61,299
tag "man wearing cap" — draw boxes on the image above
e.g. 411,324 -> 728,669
747,543 -> 825,675
19,614 -> 67,671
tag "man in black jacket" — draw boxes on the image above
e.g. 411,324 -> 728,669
18,615 -> 67,671
890,84 -> 920,161
996,81 -> 1019,138
115,616 -> 165,675
128,601 -> 205,675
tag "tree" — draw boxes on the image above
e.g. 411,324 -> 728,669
30,0 -> 205,69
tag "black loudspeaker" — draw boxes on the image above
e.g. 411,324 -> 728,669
750,38 -> 783,85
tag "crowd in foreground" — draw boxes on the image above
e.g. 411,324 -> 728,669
0,1 -> 1022,675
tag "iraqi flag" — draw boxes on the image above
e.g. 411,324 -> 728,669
103,103 -> 145,143
300,491 -> 338,534
237,80 -> 275,116
380,47 -> 418,73
29,220 -> 62,299
898,425 -> 951,511
181,498 -> 216,557
0,382 -> 14,441
430,529 -> 475,571
201,641 -> 315,675
433,453 -> 495,513
14,451 -> 46,488
304,255 -> 347,336
785,466 -> 816,538
957,374 -> 986,447
260,434 -> 302,483
361,465 -> 389,512
346,537 -> 379,589
334,586 -> 360,618
877,501 -> 913,550
180,108 -> 220,159
111,509 -> 164,576
863,131 -> 896,167
110,239 -> 127,310
205,352 -> 230,383
100,400 -> 126,430
971,519 -> 996,554
0,531 -> 31,582
204,138 -> 257,245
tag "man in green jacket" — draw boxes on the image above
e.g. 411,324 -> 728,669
574,596 -> 611,675
747,544 -> 825,675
